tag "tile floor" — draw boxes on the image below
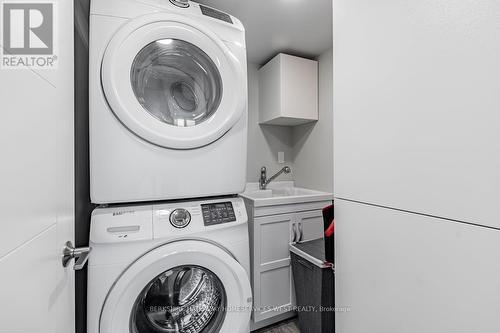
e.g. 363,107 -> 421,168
254,319 -> 300,333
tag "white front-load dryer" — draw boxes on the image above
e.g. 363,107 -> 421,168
87,197 -> 252,333
89,0 -> 248,204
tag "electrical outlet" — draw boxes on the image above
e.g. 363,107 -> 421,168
278,151 -> 285,164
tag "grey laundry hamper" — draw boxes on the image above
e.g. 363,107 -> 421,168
290,238 -> 335,333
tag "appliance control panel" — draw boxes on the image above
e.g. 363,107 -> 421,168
90,198 -> 248,244
201,201 -> 236,226
151,197 -> 246,237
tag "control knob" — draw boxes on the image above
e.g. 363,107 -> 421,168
169,0 -> 189,8
170,208 -> 191,228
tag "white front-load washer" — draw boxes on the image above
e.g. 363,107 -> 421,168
87,197 -> 252,333
89,0 -> 248,204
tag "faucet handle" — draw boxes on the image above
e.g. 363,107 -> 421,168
259,167 -> 267,190
260,166 -> 267,178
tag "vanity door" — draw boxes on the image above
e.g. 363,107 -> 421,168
253,213 -> 295,322
295,210 -> 325,243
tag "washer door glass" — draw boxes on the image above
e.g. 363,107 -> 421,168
131,39 -> 223,128
130,265 -> 226,333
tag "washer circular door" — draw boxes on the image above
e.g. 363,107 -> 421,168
100,240 -> 252,333
101,13 -> 246,149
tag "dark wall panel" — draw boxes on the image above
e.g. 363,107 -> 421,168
74,1 -> 93,332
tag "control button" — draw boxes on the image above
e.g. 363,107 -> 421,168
169,0 -> 189,8
169,208 -> 191,228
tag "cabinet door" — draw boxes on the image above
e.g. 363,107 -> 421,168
334,0 -> 500,227
336,199 -> 500,333
295,210 -> 324,242
253,214 -> 295,322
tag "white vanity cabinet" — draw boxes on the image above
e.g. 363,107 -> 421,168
243,197 -> 331,329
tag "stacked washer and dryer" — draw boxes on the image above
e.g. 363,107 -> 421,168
87,0 -> 252,332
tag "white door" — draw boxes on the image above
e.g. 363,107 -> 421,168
334,0 -> 500,227
101,13 -> 246,149
0,0 -> 75,332
335,199 -> 500,333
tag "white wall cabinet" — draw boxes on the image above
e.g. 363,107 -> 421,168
259,53 -> 318,126
245,200 -> 328,329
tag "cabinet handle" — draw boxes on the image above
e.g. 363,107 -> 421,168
292,223 -> 297,243
298,222 -> 303,242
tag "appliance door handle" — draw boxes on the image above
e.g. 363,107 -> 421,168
298,222 -> 303,242
291,223 -> 297,243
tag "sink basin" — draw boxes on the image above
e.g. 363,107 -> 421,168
244,187 -> 320,198
241,182 -> 332,207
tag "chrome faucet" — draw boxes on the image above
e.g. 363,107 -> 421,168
259,166 -> 291,190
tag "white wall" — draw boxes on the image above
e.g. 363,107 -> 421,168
246,49 -> 333,190
246,63 -> 294,183
246,50 -> 334,189
292,48 -> 334,192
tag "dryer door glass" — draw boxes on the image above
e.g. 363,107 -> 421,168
130,265 -> 227,333
131,39 -> 223,128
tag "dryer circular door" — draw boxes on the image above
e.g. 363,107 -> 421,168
101,13 -> 246,149
100,240 -> 252,333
